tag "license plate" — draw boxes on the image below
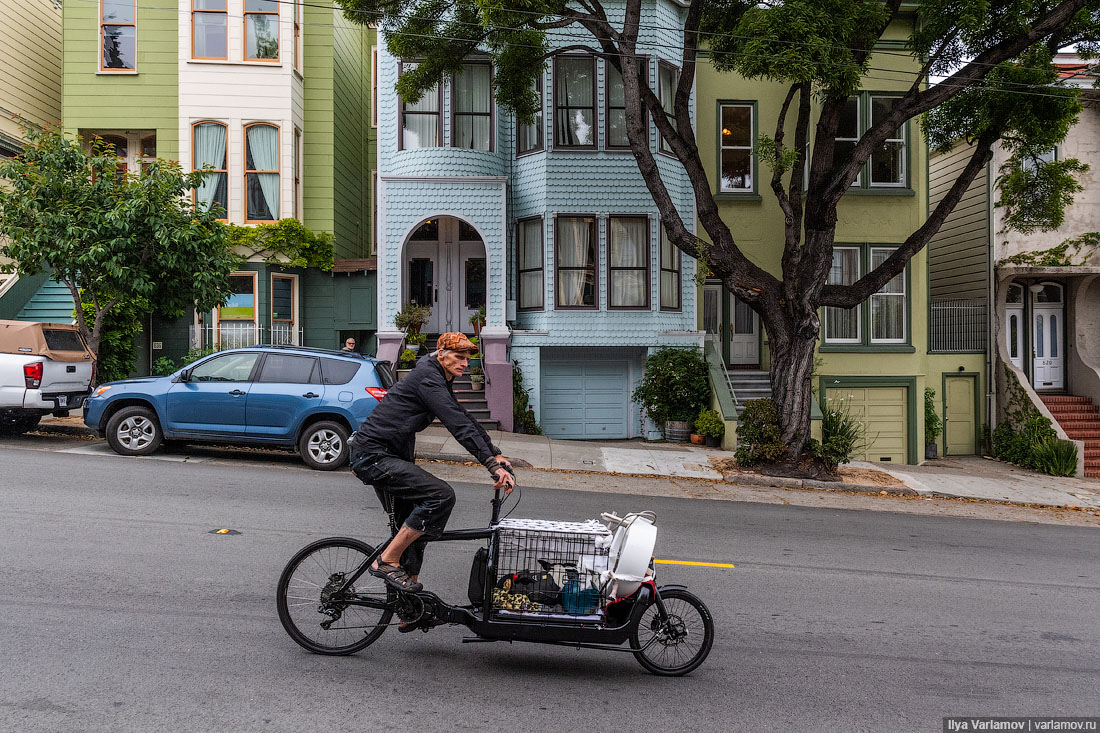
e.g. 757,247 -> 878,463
57,395 -> 68,408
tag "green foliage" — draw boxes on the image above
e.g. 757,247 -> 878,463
469,304 -> 486,328
735,398 -> 787,467
79,295 -> 148,384
468,365 -> 484,377
512,360 -> 541,435
814,393 -> 869,472
996,158 -> 1089,234
694,408 -> 725,438
406,331 -> 427,347
225,219 -> 334,271
0,126 -> 239,357
1000,232 -> 1100,267
632,347 -> 711,424
180,347 -> 215,366
152,357 -> 177,377
924,387 -> 943,445
1030,437 -> 1078,478
397,349 -> 418,369
395,302 -> 431,332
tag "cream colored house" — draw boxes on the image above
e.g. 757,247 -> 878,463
0,0 -> 63,288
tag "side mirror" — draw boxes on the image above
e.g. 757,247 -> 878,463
180,368 -> 192,383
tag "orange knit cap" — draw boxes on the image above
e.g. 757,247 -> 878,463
436,332 -> 477,353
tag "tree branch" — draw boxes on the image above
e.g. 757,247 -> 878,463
769,84 -> 800,229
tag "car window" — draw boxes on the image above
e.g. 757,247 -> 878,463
319,358 -> 361,385
374,361 -> 396,389
43,329 -> 88,351
190,353 -> 260,383
257,354 -> 320,384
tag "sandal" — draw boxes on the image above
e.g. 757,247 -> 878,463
369,561 -> 423,592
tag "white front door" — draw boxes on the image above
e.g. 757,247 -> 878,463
729,295 -> 759,365
1032,306 -> 1064,389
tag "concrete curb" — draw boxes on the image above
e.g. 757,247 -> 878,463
722,472 -> 920,497
35,421 -> 97,438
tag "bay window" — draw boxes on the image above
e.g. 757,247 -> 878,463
606,58 -> 647,149
193,121 -> 228,218
517,76 -> 543,155
453,63 -> 492,151
658,61 -> 679,154
245,0 -> 278,61
554,56 -> 595,149
608,216 -> 649,309
245,123 -> 279,222
517,217 -> 544,310
659,228 -> 681,311
399,62 -> 441,150
555,215 -> 596,308
192,0 -> 227,59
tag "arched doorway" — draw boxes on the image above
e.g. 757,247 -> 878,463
1032,281 -> 1064,390
403,217 -> 487,334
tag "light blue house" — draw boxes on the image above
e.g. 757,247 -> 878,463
375,0 -> 699,438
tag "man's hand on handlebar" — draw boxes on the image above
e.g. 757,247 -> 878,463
492,462 -> 516,494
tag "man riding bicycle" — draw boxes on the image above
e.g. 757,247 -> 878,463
349,332 -> 515,599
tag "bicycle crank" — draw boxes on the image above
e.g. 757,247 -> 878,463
318,572 -> 353,630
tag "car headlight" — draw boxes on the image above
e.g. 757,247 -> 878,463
93,385 -> 112,397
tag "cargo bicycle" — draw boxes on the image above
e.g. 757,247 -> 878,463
276,483 -> 714,676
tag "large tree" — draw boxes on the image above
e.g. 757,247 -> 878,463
342,0 -> 1099,471
0,127 -> 239,360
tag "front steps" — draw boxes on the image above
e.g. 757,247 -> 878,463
1041,395 -> 1100,478
727,369 -> 772,416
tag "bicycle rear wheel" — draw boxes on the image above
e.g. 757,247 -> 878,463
629,587 -> 714,676
276,537 -> 394,655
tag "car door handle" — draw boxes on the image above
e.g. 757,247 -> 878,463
302,392 -> 319,398
229,389 -> 246,396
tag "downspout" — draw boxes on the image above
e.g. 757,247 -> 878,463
986,153 -> 996,433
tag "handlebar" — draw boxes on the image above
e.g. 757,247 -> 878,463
490,464 -> 516,525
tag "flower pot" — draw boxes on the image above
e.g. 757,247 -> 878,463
705,435 -> 722,448
925,442 -> 938,460
690,433 -> 705,445
664,420 -> 691,443
408,343 -> 420,354
469,378 -> 484,392
396,369 -> 412,381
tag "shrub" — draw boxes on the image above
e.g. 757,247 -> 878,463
512,361 -> 541,435
79,294 -> 148,384
992,414 -> 1064,473
632,347 -> 710,425
395,303 -> 431,332
815,394 -> 869,471
694,408 -> 725,438
406,331 -> 427,347
181,347 -> 215,366
735,398 -> 786,467
152,357 -> 176,376
924,387 -> 942,445
397,349 -> 418,369
1030,437 -> 1078,477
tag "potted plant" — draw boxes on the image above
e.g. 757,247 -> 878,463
468,365 -> 485,391
695,408 -> 725,448
468,336 -> 482,370
406,330 -> 426,354
631,347 -> 710,442
924,387 -> 942,459
396,348 -> 418,380
469,304 -> 486,339
395,302 -> 431,335
689,430 -> 706,445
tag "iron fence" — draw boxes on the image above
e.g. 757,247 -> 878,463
929,298 -> 987,353
189,322 -> 303,351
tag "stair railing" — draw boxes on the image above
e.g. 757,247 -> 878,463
704,335 -> 739,419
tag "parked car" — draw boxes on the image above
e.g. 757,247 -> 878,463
0,320 -> 95,435
83,346 -> 393,470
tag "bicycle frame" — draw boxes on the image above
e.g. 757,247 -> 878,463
331,488 -> 668,651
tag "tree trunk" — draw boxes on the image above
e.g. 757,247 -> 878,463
765,309 -> 825,476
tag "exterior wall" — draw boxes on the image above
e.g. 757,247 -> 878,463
332,20 -> 372,259
301,4 -> 335,238
0,0 -> 62,145
63,0 -> 179,160
927,143 -> 991,301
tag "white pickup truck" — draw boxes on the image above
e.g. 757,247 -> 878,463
0,320 -> 95,435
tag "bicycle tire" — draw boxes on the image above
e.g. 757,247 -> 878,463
629,587 -> 714,676
276,536 -> 394,655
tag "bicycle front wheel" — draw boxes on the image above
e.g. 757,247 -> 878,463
629,587 -> 714,676
276,537 -> 394,655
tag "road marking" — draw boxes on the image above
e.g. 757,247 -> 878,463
654,559 -> 736,568
57,443 -> 214,463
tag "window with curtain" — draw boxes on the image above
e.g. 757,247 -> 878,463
245,0 -> 278,61
833,97 -> 860,186
517,76 -> 543,154
400,62 -> 440,149
453,64 -> 492,151
658,61 -> 679,154
825,247 -> 860,342
554,56 -> 595,148
555,216 -> 596,308
608,216 -> 648,308
193,122 -> 227,218
517,218 -> 544,310
659,228 -> 681,310
245,124 -> 279,221
192,0 -> 227,59
720,103 -> 754,192
605,58 -> 647,149
101,0 -> 136,70
869,96 -> 905,186
870,248 -> 905,342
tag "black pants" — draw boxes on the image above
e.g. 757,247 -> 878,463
350,448 -> 456,575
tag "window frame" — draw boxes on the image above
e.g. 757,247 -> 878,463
821,244 -> 913,351
292,0 -> 302,72
834,96 -> 861,188
867,95 -> 907,188
271,272 -> 299,345
716,100 -> 757,196
823,246 -> 862,345
216,271 -> 260,349
293,127 -> 301,219
191,0 -> 227,61
553,214 -> 598,310
450,61 -> 494,152
517,73 -> 544,156
606,214 -> 651,310
659,227 -> 682,312
397,61 -> 443,151
832,92 -> 913,193
657,60 -> 680,156
191,120 -> 228,221
868,247 -> 906,343
243,0 -> 279,63
604,56 -> 648,151
243,122 -> 281,224
99,0 -> 137,72
553,55 -> 597,151
370,47 -> 379,128
516,216 -> 545,312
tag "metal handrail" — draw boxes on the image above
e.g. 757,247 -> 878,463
704,335 -> 739,419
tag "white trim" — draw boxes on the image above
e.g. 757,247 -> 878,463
380,176 -> 509,183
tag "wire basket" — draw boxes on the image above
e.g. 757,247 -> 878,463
491,518 -> 613,620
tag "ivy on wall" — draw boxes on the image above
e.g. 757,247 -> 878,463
1000,232 -> 1100,267
227,219 -> 335,272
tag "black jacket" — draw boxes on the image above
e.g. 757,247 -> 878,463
350,356 -> 502,472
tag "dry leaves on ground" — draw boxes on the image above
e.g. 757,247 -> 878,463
708,456 -> 905,488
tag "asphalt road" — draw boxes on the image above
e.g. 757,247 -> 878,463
1,443 -> 1098,733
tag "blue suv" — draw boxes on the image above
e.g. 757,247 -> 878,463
83,346 -> 393,470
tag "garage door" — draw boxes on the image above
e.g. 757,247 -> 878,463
825,386 -> 908,464
541,361 -> 630,439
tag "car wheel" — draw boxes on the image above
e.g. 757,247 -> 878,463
105,406 -> 163,457
0,412 -> 40,436
298,421 -> 349,470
